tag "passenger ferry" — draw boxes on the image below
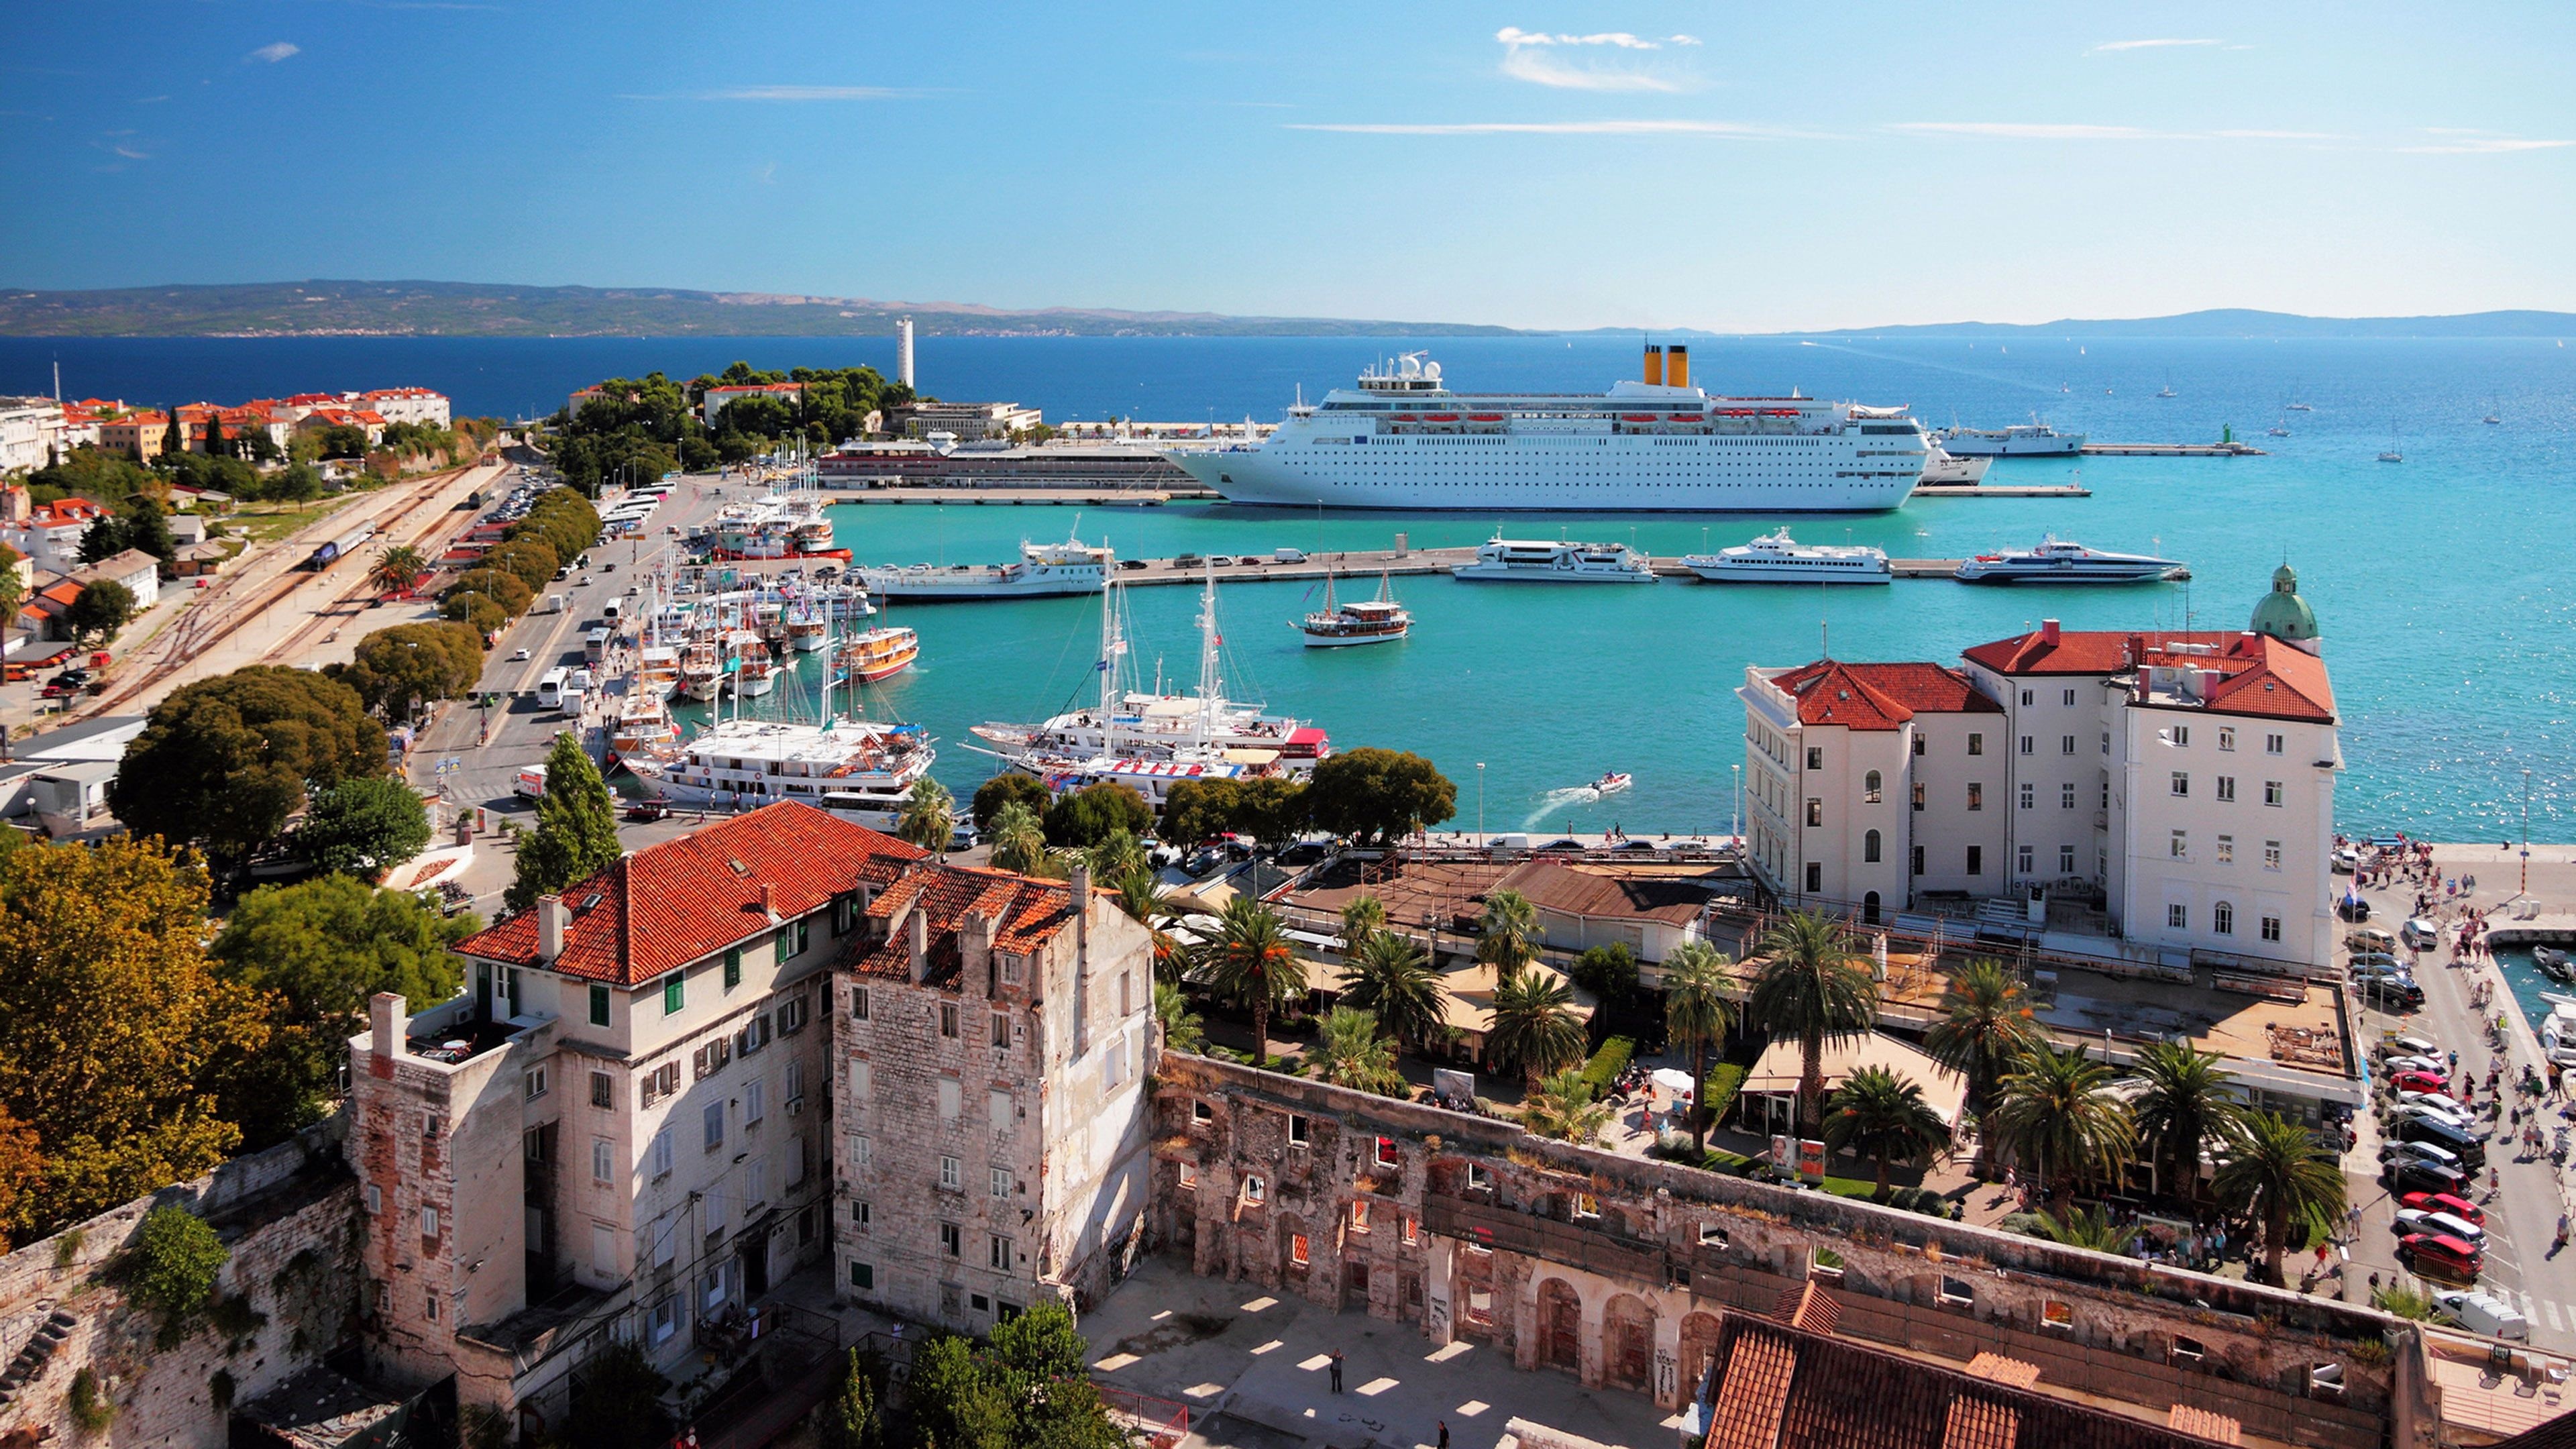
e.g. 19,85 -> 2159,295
1680,528 -> 1890,584
1916,445 -> 1991,486
1294,573 -> 1411,647
834,626 -> 921,684
606,690 -> 680,762
854,535 -> 1113,600
628,717 -> 934,815
1168,347 -> 1928,512
1933,421 -> 2087,458
1954,536 -> 2188,584
1452,534 -> 1656,583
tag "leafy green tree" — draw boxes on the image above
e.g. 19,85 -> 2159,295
1988,1042 -> 2135,1221
818,1346 -> 890,1449
1571,941 -> 1639,1016
78,514 -> 127,564
311,423 -> 369,460
2214,1110 -> 2347,1287
906,1335 -> 1016,1449
1161,777 -> 1242,845
0,839 -> 274,1239
445,567 -> 535,617
482,537 -> 560,595
1203,896 -> 1299,1069
0,543 -> 25,622
66,577 -> 137,647
1308,1006 -> 1408,1097
268,463 -> 325,508
1476,888 -> 1538,973
987,800 -> 1048,875
1923,958 -> 2043,1114
1230,775 -> 1308,847
298,776 -> 432,876
2131,1040 -> 2245,1201
971,771 -> 1051,830
2371,1281 -> 2438,1321
1520,1068 -> 1613,1144
1083,826 -> 1148,883
1042,781 -> 1151,849
564,1341 -> 671,1449
1337,930 -> 1448,1055
129,1205 -> 228,1334
1748,911 -> 1879,1138
1486,966 -> 1585,1090
1661,941 -> 1737,1152
334,621 -> 484,720
1305,747 -> 1456,845
442,591 -> 507,638
2025,1205 -> 2138,1255
1155,981 -> 1205,1055
118,498 -> 176,563
109,666 -> 387,867
1821,1065 -> 1954,1197
898,776 -> 955,857
507,733 -> 624,910
211,873 -> 469,1142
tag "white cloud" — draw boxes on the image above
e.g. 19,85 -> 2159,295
623,86 -> 904,102
1495,25 -> 1699,91
1288,119 -> 1772,137
2212,129 -> 2344,140
2087,38 -> 2222,54
1890,122 -> 2171,140
2398,131 -> 2574,154
246,42 -> 301,63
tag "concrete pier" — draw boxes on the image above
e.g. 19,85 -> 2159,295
2082,441 -> 2267,457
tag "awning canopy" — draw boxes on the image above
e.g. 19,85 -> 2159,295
1741,1030 -> 1968,1128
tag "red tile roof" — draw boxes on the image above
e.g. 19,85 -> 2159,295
1768,659 -> 2002,732
849,863 -> 1079,983
1963,629 -> 2333,724
1495,858 -> 1715,927
453,801 -> 924,985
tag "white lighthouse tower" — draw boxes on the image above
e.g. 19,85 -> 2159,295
896,317 -> 915,388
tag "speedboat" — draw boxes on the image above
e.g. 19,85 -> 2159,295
2535,946 -> 2573,983
1680,528 -> 1890,584
1591,772 -> 1633,796
1954,536 -> 2188,584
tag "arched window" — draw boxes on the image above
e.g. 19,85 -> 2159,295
2213,902 -> 2235,935
1864,828 -> 1883,863
1864,770 -> 1883,803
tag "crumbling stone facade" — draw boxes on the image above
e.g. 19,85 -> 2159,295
1152,1055 -> 2424,1449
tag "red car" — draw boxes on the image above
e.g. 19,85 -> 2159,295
2400,1191 -> 2485,1228
2390,1070 -> 2450,1095
2399,1232 -> 2483,1282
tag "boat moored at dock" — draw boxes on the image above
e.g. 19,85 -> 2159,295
1935,420 -> 2087,457
1954,536 -> 2188,584
854,535 -> 1113,600
1452,534 -> 1656,583
1680,527 -> 1891,584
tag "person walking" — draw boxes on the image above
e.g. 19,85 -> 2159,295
1439,1421 -> 1451,1449
1330,1350 -> 1345,1394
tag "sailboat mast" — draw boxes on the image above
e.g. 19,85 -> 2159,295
1192,560 -> 1221,753
1097,555 -> 1126,759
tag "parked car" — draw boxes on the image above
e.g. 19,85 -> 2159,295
2379,1138 -> 2465,1172
623,801 -> 669,822
2337,896 -> 2373,922
2383,1053 -> 2445,1076
2376,1031 -> 2440,1059
2361,977 -> 2426,1011
2387,1101 -> 2475,1132
2394,1117 -> 2485,1165
2399,1191 -> 2485,1228
2432,1289 -> 2530,1341
2401,917 -> 2443,951
2387,1159 -> 2468,1195
2394,1208 -> 2487,1246
2332,845 -> 2360,873
2349,927 -> 2400,955
2389,1069 -> 2450,1095
2398,1233 -> 2483,1282
2351,952 -> 2405,972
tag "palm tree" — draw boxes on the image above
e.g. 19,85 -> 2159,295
2025,1205 -> 2138,1255
1201,896 -> 1300,1069
1477,888 -> 1538,972
1661,941 -> 1737,1152
1339,893 -> 1388,951
1520,1069 -> 1615,1145
1923,958 -> 2042,1114
1111,867 -> 1187,985
1308,1006 -> 1407,1097
1338,930 -> 1450,1055
2213,1110 -> 2347,1287
1821,1065 -> 1954,1197
2131,1040 -> 2245,1201
897,777 -> 955,859
1987,1042 -> 2135,1220
368,543 -> 426,597
988,800 -> 1047,875
1085,827 -> 1147,883
1485,967 -> 1585,1090
1154,981 -> 1205,1055
1748,911 -> 1879,1138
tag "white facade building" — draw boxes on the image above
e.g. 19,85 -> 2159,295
1740,586 -> 2339,969
0,398 -> 62,476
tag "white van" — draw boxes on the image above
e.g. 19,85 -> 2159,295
1489,833 -> 1532,854
2434,1289 -> 2531,1341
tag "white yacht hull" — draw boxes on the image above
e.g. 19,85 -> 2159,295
1684,559 -> 1891,584
1452,561 -> 1656,583
1299,626 -> 1408,647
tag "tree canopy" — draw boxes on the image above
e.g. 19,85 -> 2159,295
508,733 -> 624,910
333,621 -> 485,719
1042,781 -> 1152,849
1306,747 -> 1456,845
297,776 -> 432,877
65,577 -> 137,647
970,772 -> 1052,830
109,665 -> 388,867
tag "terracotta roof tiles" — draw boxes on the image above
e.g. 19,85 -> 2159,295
849,862 -> 1079,983
1768,659 -> 2002,732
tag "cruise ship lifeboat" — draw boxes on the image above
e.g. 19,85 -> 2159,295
1422,413 -> 1461,423
1764,409 -> 1801,418
1621,414 -> 1659,423
1466,413 -> 1505,422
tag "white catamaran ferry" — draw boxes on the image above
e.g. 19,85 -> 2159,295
1681,527 -> 1891,584
1451,534 -> 1657,583
1168,346 -> 1929,511
853,535 -> 1112,601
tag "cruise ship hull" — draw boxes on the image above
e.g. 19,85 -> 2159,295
1175,447 -> 1917,512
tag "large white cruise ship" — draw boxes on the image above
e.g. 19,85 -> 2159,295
1168,346 -> 1929,511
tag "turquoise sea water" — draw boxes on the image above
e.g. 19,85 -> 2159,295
7,333 -> 2572,840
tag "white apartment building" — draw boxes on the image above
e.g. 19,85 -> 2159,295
1739,576 -> 2339,969
359,386 -> 452,427
0,398 -> 62,476
350,802 -> 928,1428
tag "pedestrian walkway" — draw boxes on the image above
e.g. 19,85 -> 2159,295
1084,1258 -> 1678,1449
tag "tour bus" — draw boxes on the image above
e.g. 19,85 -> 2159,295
585,627 -> 611,664
602,598 -> 624,624
535,667 -> 571,710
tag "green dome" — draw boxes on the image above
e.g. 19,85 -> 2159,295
2250,563 -> 2319,642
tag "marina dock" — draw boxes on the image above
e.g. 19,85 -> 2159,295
1911,483 -> 2092,498
1052,549 -> 1992,586
2081,441 -> 2267,457
829,487 -> 1219,506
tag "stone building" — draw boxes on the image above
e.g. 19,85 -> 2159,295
1151,1054 -> 2423,1449
348,802 -> 925,1434
831,859 -> 1158,1334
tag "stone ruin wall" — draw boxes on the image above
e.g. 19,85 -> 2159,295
1148,1055 -> 2414,1449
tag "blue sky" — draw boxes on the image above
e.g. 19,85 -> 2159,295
3,2 -> 2572,330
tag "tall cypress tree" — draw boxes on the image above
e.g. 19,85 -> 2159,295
507,733 -> 625,910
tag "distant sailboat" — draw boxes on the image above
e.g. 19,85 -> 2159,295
2156,379 -> 2178,398
2285,382 -> 2313,412
2377,424 -> 2403,464
2483,398 -> 2502,425
2267,413 -> 2291,438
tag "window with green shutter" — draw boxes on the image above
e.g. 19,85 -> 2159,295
589,984 -> 610,1027
663,974 -> 685,1015
724,948 -> 741,990
776,932 -> 791,968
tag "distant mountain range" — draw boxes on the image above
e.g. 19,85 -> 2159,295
1,283 -> 2569,340
0,281 -> 1519,339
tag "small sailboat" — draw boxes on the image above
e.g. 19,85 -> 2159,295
2377,424 -> 2404,464
1295,571 -> 1411,647
2156,380 -> 2178,399
2483,398 -> 2502,425
2267,413 -> 2292,438
2285,384 -> 2312,412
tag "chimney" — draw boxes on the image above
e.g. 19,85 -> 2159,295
370,992 -> 409,1069
2040,618 -> 2060,645
536,895 -> 569,964
760,881 -> 777,922
1666,345 -> 1689,390
1642,345 -> 1664,387
908,905 -> 930,981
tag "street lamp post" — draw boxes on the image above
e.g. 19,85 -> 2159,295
2524,768 -> 2534,901
1476,762 -> 1486,849
1731,763 -> 1742,849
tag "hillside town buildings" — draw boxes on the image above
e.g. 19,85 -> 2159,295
1740,570 -> 2339,971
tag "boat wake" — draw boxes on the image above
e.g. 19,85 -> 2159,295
1523,787 -> 1602,830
